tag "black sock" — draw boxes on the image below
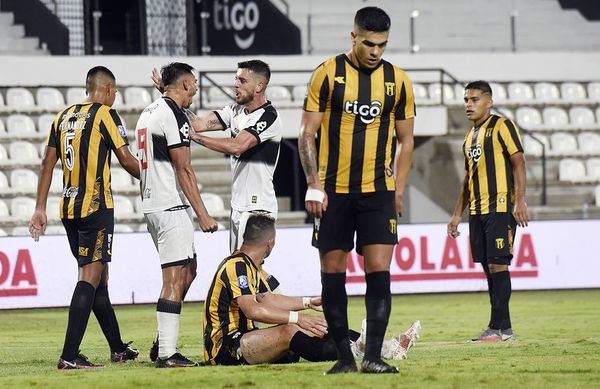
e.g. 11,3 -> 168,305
93,285 -> 125,353
364,271 -> 391,361
289,331 -> 337,362
321,272 -> 353,362
348,329 -> 360,342
61,281 -> 96,361
482,263 -> 495,328
491,271 -> 512,330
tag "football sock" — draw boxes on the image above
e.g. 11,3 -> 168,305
61,281 -> 96,361
321,272 -> 353,362
156,298 -> 181,358
92,285 -> 125,353
481,263 -> 495,328
491,271 -> 512,330
289,331 -> 337,362
348,329 -> 360,342
364,271 -> 391,361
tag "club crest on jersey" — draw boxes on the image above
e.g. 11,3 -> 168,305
385,82 -> 395,96
344,100 -> 382,124
237,275 -> 249,289
495,238 -> 504,249
388,219 -> 397,234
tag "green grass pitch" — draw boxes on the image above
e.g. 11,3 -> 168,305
1,289 -> 599,388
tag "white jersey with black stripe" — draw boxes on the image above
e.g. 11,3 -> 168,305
135,97 -> 192,213
214,100 -> 282,213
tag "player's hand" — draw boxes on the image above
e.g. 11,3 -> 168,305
512,199 -> 529,227
308,296 -> 323,312
395,190 -> 404,217
447,215 -> 461,238
297,313 -> 328,338
198,215 -> 219,233
304,186 -> 327,218
28,210 -> 47,242
151,67 -> 165,94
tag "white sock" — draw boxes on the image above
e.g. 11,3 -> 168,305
157,311 -> 180,358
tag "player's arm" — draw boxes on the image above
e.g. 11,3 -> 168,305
299,111 -> 327,217
394,118 -> 415,217
169,146 -> 218,233
254,292 -> 322,312
29,146 -> 58,241
186,110 -> 226,134
236,294 -> 327,337
193,129 -> 257,157
447,172 -> 469,238
510,151 -> 529,227
114,145 -> 140,179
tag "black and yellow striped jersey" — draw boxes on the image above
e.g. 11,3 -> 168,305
462,114 -> 523,215
46,102 -> 129,219
203,252 -> 270,365
304,54 -> 416,194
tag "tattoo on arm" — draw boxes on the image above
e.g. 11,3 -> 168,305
298,133 -> 319,183
206,118 -> 221,130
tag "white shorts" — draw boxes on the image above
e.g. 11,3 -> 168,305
145,207 -> 196,268
229,209 -> 277,252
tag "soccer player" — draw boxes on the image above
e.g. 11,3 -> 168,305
29,66 -> 140,369
152,60 -> 281,254
447,80 -> 529,342
136,62 -> 219,368
298,7 -> 415,374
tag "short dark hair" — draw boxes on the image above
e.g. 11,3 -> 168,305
465,80 -> 493,97
161,62 -> 195,87
243,214 -> 275,244
86,66 -> 115,91
238,60 -> 271,83
354,6 -> 391,32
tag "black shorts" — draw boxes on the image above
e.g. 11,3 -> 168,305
312,191 -> 398,255
62,208 -> 114,267
213,330 -> 248,366
469,213 -> 517,265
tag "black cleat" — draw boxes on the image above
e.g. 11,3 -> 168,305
149,339 -> 158,362
111,341 -> 140,363
58,352 -> 104,370
324,359 -> 358,375
360,358 -> 399,374
155,352 -> 198,368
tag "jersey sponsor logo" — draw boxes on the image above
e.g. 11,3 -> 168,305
237,275 -> 249,289
385,82 -> 395,96
118,124 -> 127,138
334,76 -> 345,84
179,122 -> 191,140
251,195 -> 257,204
62,186 -> 79,198
344,100 -> 382,124
385,168 -> 393,177
255,121 -> 267,133
466,144 -> 482,162
107,234 -> 113,256
213,0 -> 260,50
78,247 -> 89,256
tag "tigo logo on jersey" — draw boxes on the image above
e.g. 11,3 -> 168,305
466,144 -> 482,162
344,100 -> 382,124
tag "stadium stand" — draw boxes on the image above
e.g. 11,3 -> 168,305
36,87 -> 65,111
6,87 -> 36,111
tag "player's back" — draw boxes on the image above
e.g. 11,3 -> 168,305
135,97 -> 191,213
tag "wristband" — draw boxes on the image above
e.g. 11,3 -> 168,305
302,297 -> 311,309
288,311 -> 299,324
305,188 -> 325,203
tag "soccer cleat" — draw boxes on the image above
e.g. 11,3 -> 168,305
155,352 -> 198,368
500,328 -> 516,341
469,327 -> 503,343
149,339 -> 158,362
324,360 -> 358,375
350,339 -> 365,359
57,353 -> 104,370
382,320 -> 421,360
360,358 -> 399,374
111,341 -> 140,363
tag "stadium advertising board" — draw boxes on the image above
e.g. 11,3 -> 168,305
1,220 -> 599,309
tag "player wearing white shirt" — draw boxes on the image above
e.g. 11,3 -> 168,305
154,60 -> 282,253
136,62 -> 218,368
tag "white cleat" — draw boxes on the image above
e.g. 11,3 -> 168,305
382,320 -> 421,360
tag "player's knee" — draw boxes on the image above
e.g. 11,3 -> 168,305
489,261 -> 509,273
